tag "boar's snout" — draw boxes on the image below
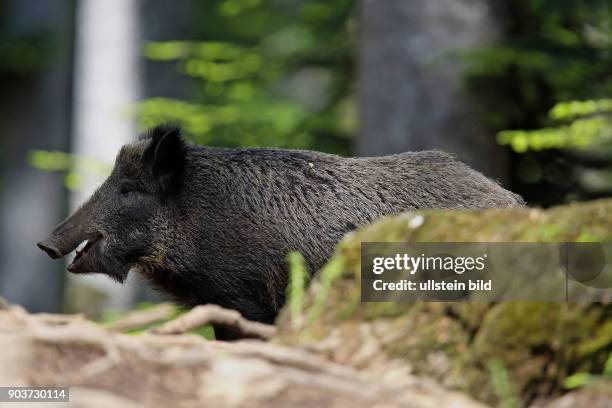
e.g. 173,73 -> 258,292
37,240 -> 63,259
37,227 -> 84,260
37,205 -> 96,261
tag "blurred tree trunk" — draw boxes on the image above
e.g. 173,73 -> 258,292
140,0 -> 195,100
68,0 -> 142,315
358,0 -> 507,180
0,0 -> 74,312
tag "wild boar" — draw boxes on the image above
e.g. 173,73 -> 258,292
38,125 -> 524,339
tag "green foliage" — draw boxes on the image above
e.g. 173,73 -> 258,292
286,251 -> 309,326
306,255 -> 344,325
0,0 -> 57,142
563,372 -> 594,389
463,0 -> 612,205
550,99 -> 612,121
487,359 -> 519,408
498,99 -> 612,153
464,1 -> 612,122
0,0 -> 53,77
563,353 -> 612,390
27,150 -> 111,191
138,0 -> 356,155
0,36 -> 51,75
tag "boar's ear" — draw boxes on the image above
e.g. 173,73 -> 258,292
143,126 -> 186,195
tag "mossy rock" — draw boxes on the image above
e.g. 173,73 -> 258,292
277,199 -> 612,406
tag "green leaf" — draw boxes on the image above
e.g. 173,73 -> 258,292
563,372 -> 594,389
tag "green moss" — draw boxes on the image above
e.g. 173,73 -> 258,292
278,199 -> 612,406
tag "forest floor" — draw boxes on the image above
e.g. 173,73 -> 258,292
0,301 -> 487,408
0,300 -> 608,407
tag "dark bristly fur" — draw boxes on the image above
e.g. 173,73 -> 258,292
38,126 -> 524,340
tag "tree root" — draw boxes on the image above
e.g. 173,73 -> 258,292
0,302 -> 491,407
150,304 -> 278,340
106,303 -> 176,332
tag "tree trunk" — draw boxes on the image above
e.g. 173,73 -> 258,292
68,0 -> 142,315
358,0 -> 507,180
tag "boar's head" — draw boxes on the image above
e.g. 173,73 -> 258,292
37,126 -> 185,282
